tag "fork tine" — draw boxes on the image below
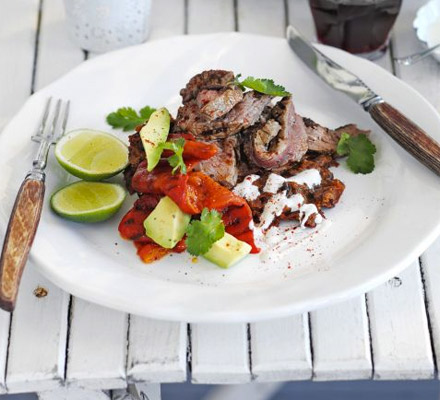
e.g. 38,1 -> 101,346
47,99 -> 62,139
52,100 -> 70,143
32,97 -> 52,141
61,100 -> 70,136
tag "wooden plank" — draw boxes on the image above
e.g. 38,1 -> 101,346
7,266 -> 70,393
250,315 -> 312,382
0,0 -> 39,130
237,4 -> 314,384
150,0 -> 185,39
368,262 -> 434,379
66,299 -> 128,390
187,0 -> 235,34
185,0 -> 249,387
127,318 -> 187,383
311,297 -> 372,380
33,0 -> 84,90
5,0 -> 86,394
191,323 -> 250,384
390,0 -> 440,380
38,388 -> 111,400
272,0 -> 373,383
420,238 -> 440,372
237,0 -> 285,37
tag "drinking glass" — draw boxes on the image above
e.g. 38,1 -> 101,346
309,0 -> 402,60
63,0 -> 152,53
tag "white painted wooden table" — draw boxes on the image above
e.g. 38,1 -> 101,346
1,0 -> 440,399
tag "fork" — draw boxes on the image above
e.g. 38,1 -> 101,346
0,98 -> 70,312
394,43 -> 440,66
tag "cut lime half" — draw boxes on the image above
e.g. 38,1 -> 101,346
55,129 -> 128,180
50,181 -> 126,223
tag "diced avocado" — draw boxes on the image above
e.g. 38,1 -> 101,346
203,233 -> 252,268
144,196 -> 191,249
140,107 -> 170,171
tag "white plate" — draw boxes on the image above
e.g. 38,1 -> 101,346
1,33 -> 440,323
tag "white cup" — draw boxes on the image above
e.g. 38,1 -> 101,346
63,0 -> 152,53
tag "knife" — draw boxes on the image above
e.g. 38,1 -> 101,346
286,25 -> 440,176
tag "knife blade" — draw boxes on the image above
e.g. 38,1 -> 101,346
286,25 -> 440,176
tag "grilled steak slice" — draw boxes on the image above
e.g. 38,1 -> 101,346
304,117 -> 370,154
198,136 -> 239,188
197,88 -> 244,120
244,96 -> 308,170
124,132 -> 146,194
174,91 -> 272,139
180,70 -> 235,103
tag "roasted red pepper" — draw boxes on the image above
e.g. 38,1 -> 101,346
119,138 -> 259,263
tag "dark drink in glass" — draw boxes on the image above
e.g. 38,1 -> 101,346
309,0 -> 402,60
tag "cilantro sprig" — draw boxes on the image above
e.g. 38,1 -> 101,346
106,106 -> 156,131
336,133 -> 376,174
186,208 -> 225,256
234,74 -> 290,96
160,138 -> 187,175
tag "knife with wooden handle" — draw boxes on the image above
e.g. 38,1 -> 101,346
287,25 -> 440,176
0,175 -> 45,311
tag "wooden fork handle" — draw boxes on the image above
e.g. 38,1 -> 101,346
0,176 -> 45,312
369,102 -> 440,176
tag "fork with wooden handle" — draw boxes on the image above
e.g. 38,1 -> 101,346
0,98 -> 70,312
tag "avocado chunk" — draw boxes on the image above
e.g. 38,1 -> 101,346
140,107 -> 170,171
203,233 -> 252,268
144,196 -> 191,249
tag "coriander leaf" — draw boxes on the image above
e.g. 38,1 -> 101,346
336,133 -> 376,174
106,106 -> 156,131
238,76 -> 290,96
160,138 -> 187,175
186,208 -> 225,256
139,106 -> 156,120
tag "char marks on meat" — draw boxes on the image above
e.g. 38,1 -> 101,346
243,96 -> 308,170
304,117 -> 370,154
174,90 -> 272,139
180,70 -> 235,103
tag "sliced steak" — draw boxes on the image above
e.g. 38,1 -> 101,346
198,136 -> 239,188
244,96 -> 308,170
180,70 -> 235,103
304,117 -> 370,154
174,91 -> 272,139
197,87 -> 244,120
124,132 -> 145,194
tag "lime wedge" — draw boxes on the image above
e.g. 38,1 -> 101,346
55,129 -> 128,180
50,181 -> 126,223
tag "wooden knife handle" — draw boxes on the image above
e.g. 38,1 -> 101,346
0,177 -> 45,311
370,102 -> 440,176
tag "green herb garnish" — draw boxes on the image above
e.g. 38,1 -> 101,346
106,106 -> 156,131
160,138 -> 187,175
234,74 -> 290,96
186,208 -> 225,256
336,133 -> 376,174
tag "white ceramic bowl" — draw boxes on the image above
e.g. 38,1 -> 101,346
414,0 -> 440,62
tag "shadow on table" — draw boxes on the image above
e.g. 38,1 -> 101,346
162,380 -> 440,400
0,380 -> 438,399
